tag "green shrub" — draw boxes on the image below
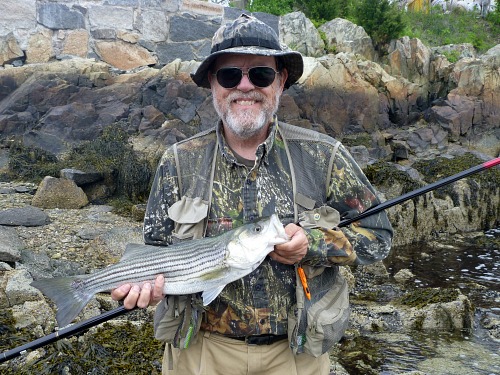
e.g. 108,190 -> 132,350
353,0 -> 406,47
7,123 -> 155,206
65,123 -> 153,203
8,141 -> 62,182
247,0 -> 294,16
402,5 -> 499,53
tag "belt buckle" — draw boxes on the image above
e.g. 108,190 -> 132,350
245,335 -> 273,346
244,336 -> 258,346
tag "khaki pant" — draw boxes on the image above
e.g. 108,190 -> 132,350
162,332 -> 330,375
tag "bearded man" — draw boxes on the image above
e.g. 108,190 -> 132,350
112,14 -> 393,375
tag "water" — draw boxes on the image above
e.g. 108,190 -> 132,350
385,228 -> 500,308
370,228 -> 500,374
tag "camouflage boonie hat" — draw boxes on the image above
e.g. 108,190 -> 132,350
191,14 -> 304,89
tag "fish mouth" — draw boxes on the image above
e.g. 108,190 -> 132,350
268,214 -> 290,245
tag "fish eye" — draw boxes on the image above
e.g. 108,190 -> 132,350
254,225 -> 262,233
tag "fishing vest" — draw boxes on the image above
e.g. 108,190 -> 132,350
163,121 -> 350,357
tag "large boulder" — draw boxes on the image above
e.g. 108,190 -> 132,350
386,36 -> 432,85
32,176 -> 89,209
0,226 -> 23,262
319,18 -> 376,61
280,11 -> 325,57
0,206 -> 50,227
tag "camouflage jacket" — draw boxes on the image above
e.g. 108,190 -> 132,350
143,118 -> 393,337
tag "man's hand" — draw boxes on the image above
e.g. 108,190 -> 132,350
269,223 -> 308,265
111,274 -> 165,309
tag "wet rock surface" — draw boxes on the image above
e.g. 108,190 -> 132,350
0,180 -> 498,374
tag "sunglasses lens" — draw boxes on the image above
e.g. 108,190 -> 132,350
216,68 -> 243,88
248,67 -> 276,87
216,67 -> 277,88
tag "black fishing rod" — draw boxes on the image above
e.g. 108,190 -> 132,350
338,156 -> 500,227
1,305 -> 129,364
1,156 -> 499,364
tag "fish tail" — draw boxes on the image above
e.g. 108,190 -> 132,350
31,275 -> 93,327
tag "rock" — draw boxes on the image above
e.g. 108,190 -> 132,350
393,268 -> 415,284
0,226 -> 23,262
11,300 -> 55,331
280,12 -> 325,57
32,176 -> 89,209
60,168 -> 103,186
0,32 -> 24,65
60,29 -> 90,58
87,226 -> 144,261
0,271 -> 9,308
139,105 -> 167,131
0,206 -> 50,226
399,289 -> 474,331
387,36 -> 432,84
319,18 -> 375,61
131,203 -> 147,222
38,3 -> 85,30
94,40 -> 157,71
349,145 -> 370,170
0,0 -> 36,38
362,262 -> 390,281
429,92 -> 478,141
391,139 -> 410,160
450,55 -> 500,130
5,269 -> 42,306
26,29 -> 55,64
431,43 -> 476,60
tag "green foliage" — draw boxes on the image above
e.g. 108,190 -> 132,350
412,153 -> 500,187
65,123 -> 154,203
295,0 -> 344,25
442,50 -> 461,63
1,320 -> 164,375
403,6 -> 500,53
8,141 -> 62,182
365,161 -> 424,195
486,2 -> 500,25
247,0 -> 294,15
353,0 -> 406,47
398,288 -> 459,308
7,122 -> 154,205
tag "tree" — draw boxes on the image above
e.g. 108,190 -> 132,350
247,0 -> 294,15
295,0 -> 342,25
353,0 -> 406,47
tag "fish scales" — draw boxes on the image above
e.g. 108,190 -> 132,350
84,238 -> 226,288
31,214 -> 289,327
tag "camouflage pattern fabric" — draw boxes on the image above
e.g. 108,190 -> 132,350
143,118 -> 393,337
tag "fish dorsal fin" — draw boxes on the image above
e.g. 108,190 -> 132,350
120,243 -> 145,261
202,285 -> 225,305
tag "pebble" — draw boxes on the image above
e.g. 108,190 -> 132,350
0,182 -> 142,270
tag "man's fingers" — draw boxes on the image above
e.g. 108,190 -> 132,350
152,275 -> 165,304
123,284 -> 141,309
111,283 -> 131,301
137,283 -> 152,308
111,275 -> 165,310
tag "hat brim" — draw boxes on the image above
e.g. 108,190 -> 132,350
191,46 -> 304,89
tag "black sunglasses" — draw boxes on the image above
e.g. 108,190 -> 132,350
213,66 -> 279,89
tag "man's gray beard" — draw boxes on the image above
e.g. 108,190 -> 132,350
213,91 -> 280,139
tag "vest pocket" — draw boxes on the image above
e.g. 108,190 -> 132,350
167,196 -> 209,241
303,272 -> 350,357
289,266 -> 350,357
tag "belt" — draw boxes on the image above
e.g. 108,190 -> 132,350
232,334 -> 288,346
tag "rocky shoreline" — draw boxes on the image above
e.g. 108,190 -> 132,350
1,174 -> 498,373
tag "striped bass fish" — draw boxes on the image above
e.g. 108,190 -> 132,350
31,214 -> 289,327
